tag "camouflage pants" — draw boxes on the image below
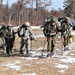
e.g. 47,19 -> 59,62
47,35 -> 56,53
1,37 -> 6,53
5,37 -> 14,55
20,37 -> 30,54
63,34 -> 69,47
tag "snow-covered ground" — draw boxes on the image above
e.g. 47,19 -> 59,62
2,60 -> 21,71
0,27 -> 75,75
2,42 -> 75,71
71,30 -> 75,35
13,26 -> 41,29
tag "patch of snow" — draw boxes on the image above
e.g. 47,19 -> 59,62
22,73 -> 37,75
20,57 -> 26,59
14,60 -> 21,64
55,64 -> 69,69
63,51 -> 70,56
68,43 -> 75,49
36,47 -> 44,51
36,47 -> 43,52
55,64 -> 68,74
52,49 -> 70,58
58,69 -> 65,73
71,31 -> 75,35
52,55 -> 61,58
13,26 -> 41,29
35,46 -> 47,52
3,63 -> 21,71
31,53 -> 42,57
31,26 -> 41,29
60,57 -> 75,63
35,35 -> 44,38
13,26 -> 19,29
30,47 -> 47,57
30,50 -> 36,54
25,57 -> 39,60
2,60 -> 21,71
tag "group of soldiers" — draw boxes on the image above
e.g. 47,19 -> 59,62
43,16 -> 73,57
0,22 -> 35,56
0,15 -> 74,57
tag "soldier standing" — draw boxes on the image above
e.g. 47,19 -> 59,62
4,25 -> 15,55
19,22 -> 35,55
43,16 -> 61,57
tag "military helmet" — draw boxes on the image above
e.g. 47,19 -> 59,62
25,22 -> 30,26
50,15 -> 57,23
65,16 -> 70,21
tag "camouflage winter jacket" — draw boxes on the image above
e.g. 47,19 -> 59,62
20,26 -> 35,40
43,22 -> 61,36
3,28 -> 14,38
61,22 -> 73,35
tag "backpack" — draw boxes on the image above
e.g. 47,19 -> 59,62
17,28 -> 22,37
43,22 -> 51,36
61,23 -> 66,32
43,22 -> 57,36
60,18 -> 68,36
43,16 -> 57,36
18,25 -> 26,37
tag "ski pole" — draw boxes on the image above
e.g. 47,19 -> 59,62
31,39 -> 37,51
41,36 -> 46,56
31,40 -> 32,51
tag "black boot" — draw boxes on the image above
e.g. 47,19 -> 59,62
20,50 -> 24,54
47,52 -> 54,57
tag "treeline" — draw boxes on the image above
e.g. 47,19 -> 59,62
0,0 -> 64,26
63,0 -> 75,19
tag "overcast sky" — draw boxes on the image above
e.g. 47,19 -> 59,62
3,0 -> 64,10
3,0 -> 17,6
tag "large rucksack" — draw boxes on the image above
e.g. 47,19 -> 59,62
18,24 -> 26,37
60,18 -> 68,36
43,22 -> 51,36
43,16 -> 57,36
43,22 -> 57,36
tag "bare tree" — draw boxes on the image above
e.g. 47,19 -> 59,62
0,0 -> 3,24
1,0 -> 53,26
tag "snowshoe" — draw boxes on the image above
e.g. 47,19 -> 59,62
20,50 -> 24,54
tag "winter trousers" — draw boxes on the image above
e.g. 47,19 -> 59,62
47,35 -> 56,53
5,37 -> 14,55
20,37 -> 30,54
63,34 -> 69,47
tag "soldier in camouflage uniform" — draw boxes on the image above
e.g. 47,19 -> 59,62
3,25 -> 15,55
43,16 -> 61,56
19,22 -> 35,55
61,17 -> 73,51
0,23 -> 7,54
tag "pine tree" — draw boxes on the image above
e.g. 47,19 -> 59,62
63,0 -> 75,19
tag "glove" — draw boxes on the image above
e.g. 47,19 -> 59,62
45,33 -> 49,36
30,37 -> 35,40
